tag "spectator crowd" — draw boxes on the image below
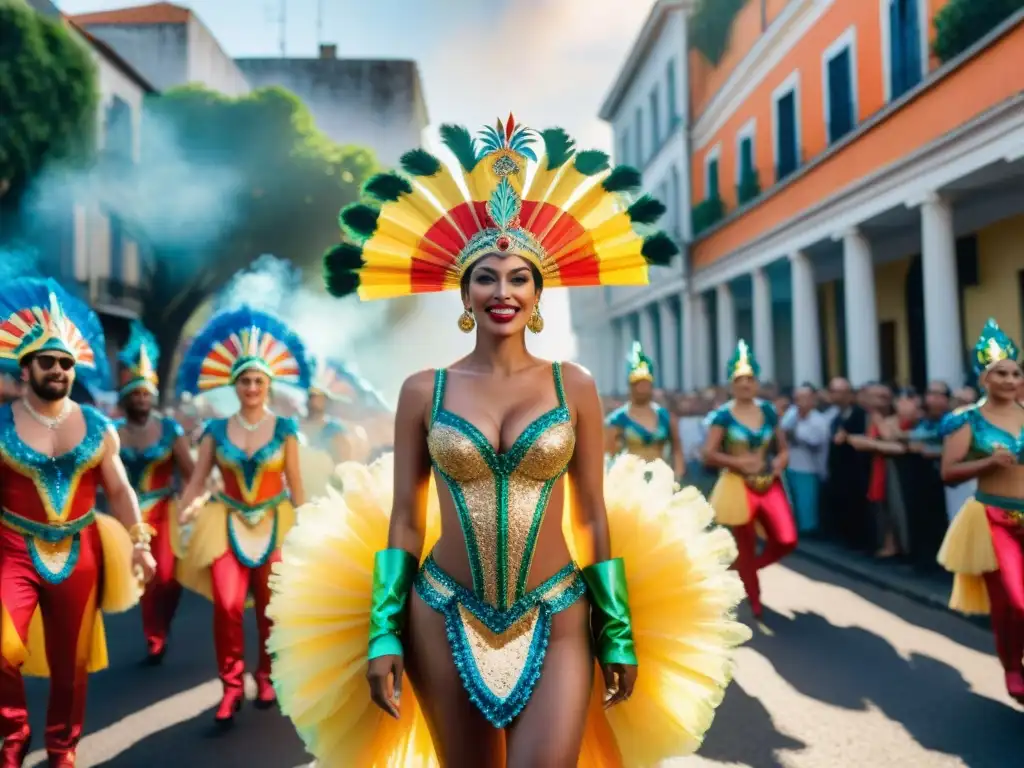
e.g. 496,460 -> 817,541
603,377 -> 999,572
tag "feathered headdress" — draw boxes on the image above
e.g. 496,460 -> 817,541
726,340 -> 760,381
324,114 -> 679,300
973,318 -> 1020,375
175,306 -> 312,397
0,277 -> 110,387
627,341 -> 655,384
118,320 -> 160,398
308,356 -> 389,409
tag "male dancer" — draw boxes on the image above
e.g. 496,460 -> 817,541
115,322 -> 194,663
0,282 -> 155,767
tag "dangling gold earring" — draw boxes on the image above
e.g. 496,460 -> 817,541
527,305 -> 544,334
458,308 -> 475,333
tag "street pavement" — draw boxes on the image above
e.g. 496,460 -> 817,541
18,554 -> 1023,767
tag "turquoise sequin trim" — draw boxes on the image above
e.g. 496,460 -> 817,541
204,416 -> 298,491
28,535 -> 81,585
414,555 -> 585,728
227,507 -> 280,568
215,489 -> 288,525
705,399 -> 778,451
430,363 -> 571,607
119,416 -> 182,491
605,402 -> 672,445
1,510 -> 95,586
941,404 -> 1024,460
0,404 -> 109,520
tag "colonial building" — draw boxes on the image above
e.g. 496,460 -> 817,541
585,0 -> 1024,394
570,0 -> 693,395
237,45 -> 429,168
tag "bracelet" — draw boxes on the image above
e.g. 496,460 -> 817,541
129,522 -> 156,551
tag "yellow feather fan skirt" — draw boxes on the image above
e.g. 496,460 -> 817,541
267,452 -> 750,767
937,498 -> 998,615
20,514 -> 143,678
298,443 -> 340,501
177,499 -> 295,603
708,471 -> 754,527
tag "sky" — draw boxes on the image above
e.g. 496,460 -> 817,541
56,0 -> 659,391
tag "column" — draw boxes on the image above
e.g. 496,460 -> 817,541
614,316 -> 630,393
681,293 -> 697,391
694,291 -> 712,388
789,250 -> 823,386
751,267 -> 776,383
715,282 -> 736,384
920,193 -> 964,386
638,305 -> 657,362
658,298 -> 680,391
841,228 -> 880,385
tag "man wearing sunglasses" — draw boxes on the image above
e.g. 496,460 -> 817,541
0,281 -> 156,768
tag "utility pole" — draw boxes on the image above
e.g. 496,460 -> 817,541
279,0 -> 286,57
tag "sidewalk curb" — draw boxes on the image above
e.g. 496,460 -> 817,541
792,544 -> 989,630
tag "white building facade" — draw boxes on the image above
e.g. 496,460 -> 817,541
570,0 -> 695,396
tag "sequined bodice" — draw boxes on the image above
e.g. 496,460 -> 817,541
426,363 -> 575,609
0,404 -> 108,524
202,416 -> 298,508
942,404 -> 1024,460
706,400 -> 778,454
117,415 -> 183,494
606,403 -> 671,459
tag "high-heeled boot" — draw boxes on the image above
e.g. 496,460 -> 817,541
214,687 -> 244,726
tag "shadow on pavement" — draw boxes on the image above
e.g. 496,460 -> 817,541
698,674 -> 806,767
748,607 -> 1022,766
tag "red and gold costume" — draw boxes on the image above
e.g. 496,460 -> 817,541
175,307 -> 310,720
0,279 -> 139,766
117,321 -> 186,660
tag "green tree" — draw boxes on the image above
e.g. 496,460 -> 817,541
117,84 -> 378,384
0,0 -> 98,217
933,0 -> 1024,62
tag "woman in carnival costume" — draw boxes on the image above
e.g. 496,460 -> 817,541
297,357 -> 354,499
605,341 -> 683,477
702,340 -> 797,620
0,279 -> 153,766
267,115 -> 751,766
114,321 -> 195,664
175,306 -> 310,725
936,319 -> 1023,702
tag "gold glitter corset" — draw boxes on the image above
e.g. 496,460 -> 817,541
425,363 -> 576,610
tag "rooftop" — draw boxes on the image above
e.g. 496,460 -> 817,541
69,2 -> 191,26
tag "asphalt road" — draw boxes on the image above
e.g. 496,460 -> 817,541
18,555 -> 1022,767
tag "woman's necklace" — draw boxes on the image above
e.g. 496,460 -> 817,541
235,409 -> 271,432
23,398 -> 71,430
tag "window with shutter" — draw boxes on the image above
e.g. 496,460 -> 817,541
775,90 -> 799,181
827,47 -> 855,143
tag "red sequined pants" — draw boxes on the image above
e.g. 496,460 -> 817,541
982,506 -> 1024,673
140,501 -> 181,657
0,523 -> 101,761
730,481 -> 799,616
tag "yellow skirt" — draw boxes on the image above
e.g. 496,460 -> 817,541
21,515 -> 143,678
267,453 -> 751,767
937,497 -> 999,615
177,498 -> 296,603
709,471 -> 753,527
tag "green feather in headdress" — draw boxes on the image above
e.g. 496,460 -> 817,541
973,318 -> 1020,375
627,341 -> 655,384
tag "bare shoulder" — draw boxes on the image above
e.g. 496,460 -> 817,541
558,361 -> 597,396
397,369 -> 437,410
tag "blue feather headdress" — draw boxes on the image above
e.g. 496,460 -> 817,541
176,306 -> 312,397
0,277 -> 110,388
973,318 -> 1020,376
726,340 -> 760,382
118,320 -> 160,398
626,341 -> 655,384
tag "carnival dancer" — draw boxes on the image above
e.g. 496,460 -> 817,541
605,341 -> 684,477
296,358 -> 351,499
175,306 -> 310,725
703,340 -> 797,620
936,318 -> 1024,702
114,321 -> 194,664
266,115 -> 750,766
0,278 -> 155,767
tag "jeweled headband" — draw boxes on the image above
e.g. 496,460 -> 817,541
973,318 -> 1020,375
727,340 -> 761,382
627,341 -> 655,384
323,115 -> 679,300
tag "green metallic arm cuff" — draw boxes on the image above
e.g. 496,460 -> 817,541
582,558 -> 638,666
368,548 -> 418,661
